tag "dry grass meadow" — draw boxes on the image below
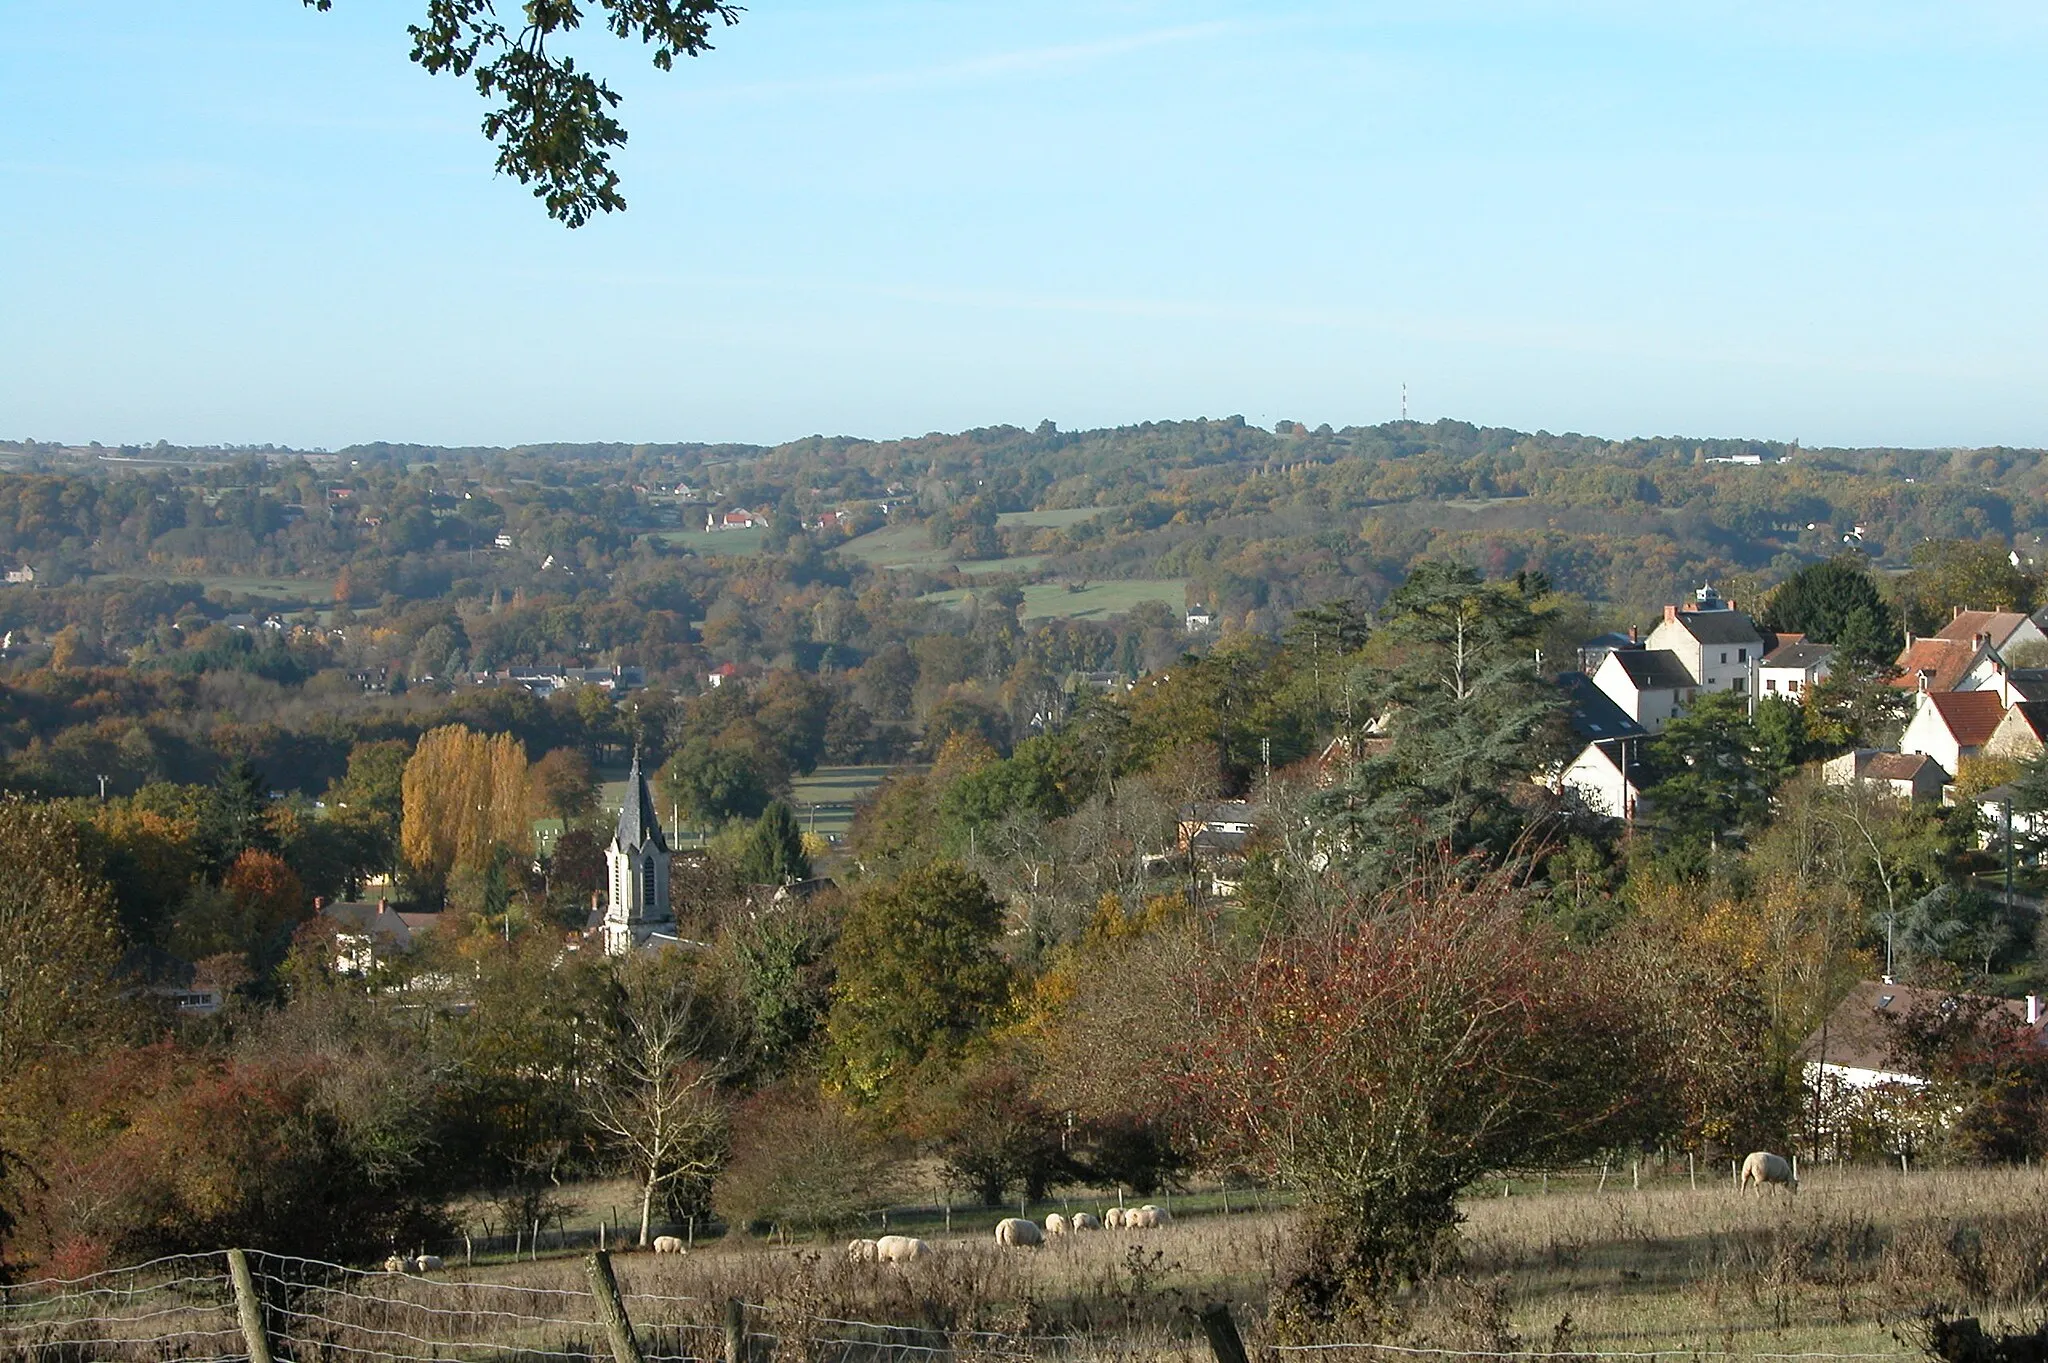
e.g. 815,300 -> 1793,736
405,1163 -> 2048,1360
20,1165 -> 2048,1363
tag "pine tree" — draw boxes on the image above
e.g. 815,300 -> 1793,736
738,801 -> 811,886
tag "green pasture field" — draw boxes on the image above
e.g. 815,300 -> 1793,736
648,527 -> 767,556
995,507 -> 1106,528
923,578 -> 1184,621
96,571 -> 324,603
834,523 -> 1043,576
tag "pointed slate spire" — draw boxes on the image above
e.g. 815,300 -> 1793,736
613,749 -> 669,854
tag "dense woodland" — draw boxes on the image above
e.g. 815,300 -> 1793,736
8,422 -> 2048,1326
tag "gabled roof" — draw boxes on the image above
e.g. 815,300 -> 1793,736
1762,641 -> 1835,671
1666,609 -> 1763,645
614,752 -> 670,854
2000,700 -> 2048,744
1856,751 -> 1944,784
1892,636 -> 1980,692
1936,610 -> 2033,649
1800,980 -> 2043,1076
1924,689 -> 2007,748
1556,670 -> 1648,742
1604,647 -> 1695,690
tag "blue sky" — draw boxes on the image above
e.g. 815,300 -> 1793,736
4,2 -> 2046,449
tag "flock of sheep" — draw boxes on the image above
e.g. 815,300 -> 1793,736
384,1163 -> 1794,1274
845,1204 -> 1174,1263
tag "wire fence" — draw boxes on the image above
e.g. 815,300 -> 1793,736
0,1250 -> 1922,1363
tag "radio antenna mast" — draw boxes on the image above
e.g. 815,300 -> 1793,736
1401,382 -> 1408,421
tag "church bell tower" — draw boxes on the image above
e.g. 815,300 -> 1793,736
603,752 -> 673,955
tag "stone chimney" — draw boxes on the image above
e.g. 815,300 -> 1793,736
312,896 -> 326,913
1663,604 -> 1679,624
1627,625 -> 1640,644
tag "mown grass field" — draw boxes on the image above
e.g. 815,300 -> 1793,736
648,527 -> 768,556
923,579 -> 1185,620
96,570 -> 326,602
833,523 -> 1043,576
996,507 -> 1106,528
414,1163 -> 2048,1360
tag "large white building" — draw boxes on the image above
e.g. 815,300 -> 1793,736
604,753 -> 676,956
1644,585 -> 1764,698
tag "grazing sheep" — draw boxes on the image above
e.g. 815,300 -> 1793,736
1070,1212 -> 1102,1231
1123,1206 -> 1168,1229
995,1217 -> 1044,1247
1103,1207 -> 1127,1229
874,1235 -> 929,1263
653,1235 -> 686,1255
1741,1151 -> 1797,1191
847,1238 -> 880,1263
413,1255 -> 444,1272
382,1255 -> 408,1274
1043,1213 -> 1069,1236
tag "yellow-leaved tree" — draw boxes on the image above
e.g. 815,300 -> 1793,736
400,725 -> 532,892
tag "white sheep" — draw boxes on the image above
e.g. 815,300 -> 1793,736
847,1238 -> 880,1263
413,1255 -> 444,1272
382,1255 -> 408,1274
1043,1213 -> 1069,1236
995,1217 -> 1044,1247
1070,1212 -> 1102,1231
1103,1207 -> 1127,1229
875,1234 -> 930,1262
1741,1151 -> 1797,1191
653,1235 -> 686,1254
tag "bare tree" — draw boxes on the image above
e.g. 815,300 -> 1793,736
583,953 -> 733,1246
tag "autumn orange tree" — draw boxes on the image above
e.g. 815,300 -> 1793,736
1173,864 -> 1666,1325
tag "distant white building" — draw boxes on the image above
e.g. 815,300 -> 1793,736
1185,606 -> 1215,632
2,564 -> 34,585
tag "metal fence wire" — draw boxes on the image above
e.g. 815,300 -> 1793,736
0,1250 -> 1920,1363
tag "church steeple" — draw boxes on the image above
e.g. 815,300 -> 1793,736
603,750 -> 673,955
612,749 -> 669,854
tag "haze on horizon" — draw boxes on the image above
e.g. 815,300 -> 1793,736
5,1 -> 2046,452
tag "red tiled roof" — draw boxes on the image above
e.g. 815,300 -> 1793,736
1892,637 -> 1979,692
1928,689 -> 2007,747
1936,610 -> 2033,649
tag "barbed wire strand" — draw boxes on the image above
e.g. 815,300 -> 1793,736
1270,1345 -> 1912,1360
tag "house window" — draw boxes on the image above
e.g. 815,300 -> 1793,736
1738,647 -> 1748,662
1789,679 -> 1801,693
1766,679 -> 1778,692
1720,652 -> 1728,664
1734,677 -> 1746,694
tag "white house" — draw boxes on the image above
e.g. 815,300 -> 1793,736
1984,700 -> 2048,761
1644,586 -> 1764,696
1553,670 -> 1649,820
1185,606 -> 1215,632
1759,638 -> 1833,700
2,564 -> 34,586
1590,646 -> 1696,735
1899,689 -> 2006,775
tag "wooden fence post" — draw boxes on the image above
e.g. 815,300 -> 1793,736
226,1250 -> 276,1363
724,1297 -> 747,1363
1198,1302 -> 1250,1363
585,1251 -> 647,1363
